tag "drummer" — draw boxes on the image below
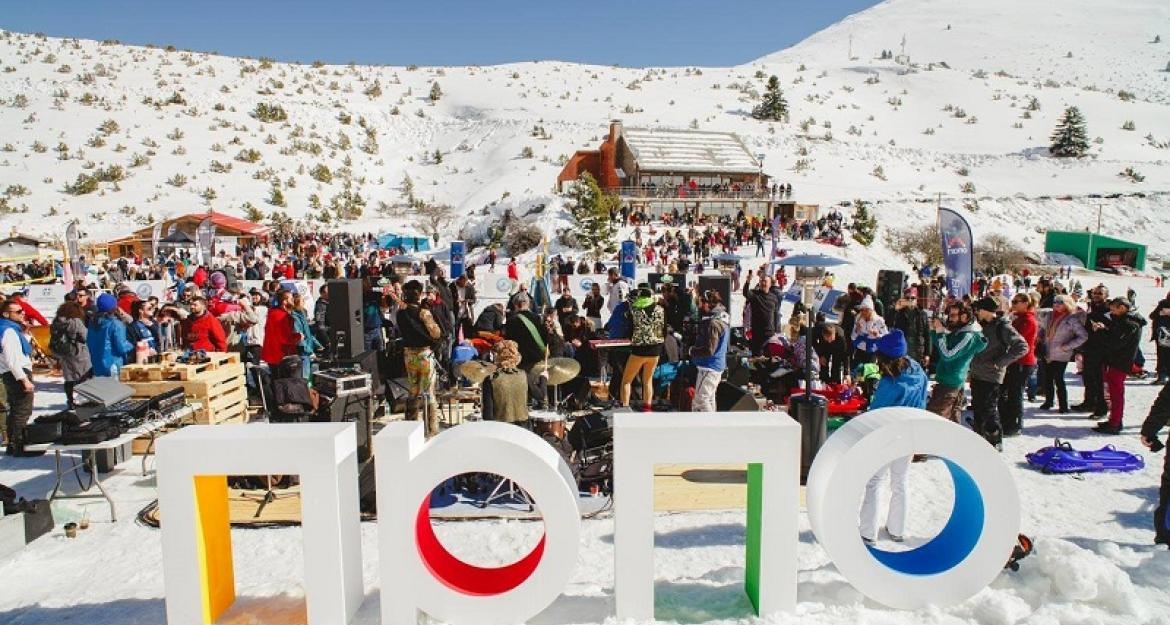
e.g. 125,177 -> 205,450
481,340 -> 529,424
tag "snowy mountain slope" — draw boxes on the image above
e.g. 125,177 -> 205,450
764,0 -> 1170,104
0,0 -> 1168,262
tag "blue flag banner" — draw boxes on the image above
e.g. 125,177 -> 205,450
938,207 -> 973,299
450,240 -> 465,279
620,240 -> 637,281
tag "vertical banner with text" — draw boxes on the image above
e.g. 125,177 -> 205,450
450,241 -> 465,279
620,240 -> 637,281
938,207 -> 974,299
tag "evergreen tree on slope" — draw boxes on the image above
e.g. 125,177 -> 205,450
568,172 -> 619,259
1050,106 -> 1089,157
752,75 -> 789,122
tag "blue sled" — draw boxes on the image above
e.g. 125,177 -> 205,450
1026,439 -> 1145,474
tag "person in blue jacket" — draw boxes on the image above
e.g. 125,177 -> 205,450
291,292 -> 322,379
859,329 -> 929,544
604,296 -> 633,402
86,293 -> 135,378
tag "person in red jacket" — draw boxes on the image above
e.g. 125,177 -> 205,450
261,289 -> 301,366
998,293 -> 1038,436
180,296 -> 227,352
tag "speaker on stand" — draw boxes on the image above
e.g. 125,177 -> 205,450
697,275 -> 732,312
876,270 -> 906,315
327,279 -> 365,360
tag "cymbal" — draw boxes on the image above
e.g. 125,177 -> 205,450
533,357 -> 581,386
458,360 -> 497,385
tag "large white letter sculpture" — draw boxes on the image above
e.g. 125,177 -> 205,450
807,407 -> 1021,609
613,412 -> 801,619
376,421 -> 581,625
157,423 -> 363,625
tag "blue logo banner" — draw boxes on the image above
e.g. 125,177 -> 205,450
620,240 -> 637,281
450,241 -> 465,279
938,208 -> 973,299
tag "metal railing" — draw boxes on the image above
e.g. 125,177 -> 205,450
614,186 -> 790,201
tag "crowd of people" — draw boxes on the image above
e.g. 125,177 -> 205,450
1,209 -> 1169,545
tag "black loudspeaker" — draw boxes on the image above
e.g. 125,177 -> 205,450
316,390 -> 372,462
715,382 -> 761,411
648,273 -> 688,291
876,270 -> 907,314
698,275 -> 733,311
358,458 -> 377,514
327,279 -> 364,360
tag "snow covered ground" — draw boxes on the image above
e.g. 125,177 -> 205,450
1,0 -> 1169,261
3,0 -> 1170,622
1,269 -> 1168,625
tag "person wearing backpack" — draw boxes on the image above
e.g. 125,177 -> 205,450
1149,290 -> 1170,385
970,297 -> 1029,449
51,300 -> 92,410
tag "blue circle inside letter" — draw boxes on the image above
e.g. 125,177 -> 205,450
865,459 -> 984,576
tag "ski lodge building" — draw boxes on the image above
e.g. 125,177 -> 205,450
105,211 -> 272,258
557,120 -> 817,221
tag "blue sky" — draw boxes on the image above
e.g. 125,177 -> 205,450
0,0 -> 881,67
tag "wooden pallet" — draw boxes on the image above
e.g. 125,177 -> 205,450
125,359 -> 247,426
120,352 -> 242,382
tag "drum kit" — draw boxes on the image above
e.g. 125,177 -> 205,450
454,356 -> 613,501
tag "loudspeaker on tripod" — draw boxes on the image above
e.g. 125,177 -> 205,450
327,279 -> 364,360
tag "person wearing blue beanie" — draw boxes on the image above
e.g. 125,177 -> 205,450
860,328 -> 929,545
95,293 -> 117,314
875,328 -> 908,359
87,293 -> 134,377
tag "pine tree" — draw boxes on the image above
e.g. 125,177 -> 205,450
429,81 -> 443,102
751,75 -> 788,122
1049,106 -> 1089,157
851,199 -> 877,246
242,201 -> 264,223
268,185 -> 286,207
567,172 -> 619,259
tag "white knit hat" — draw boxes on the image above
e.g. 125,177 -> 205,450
859,296 -> 875,311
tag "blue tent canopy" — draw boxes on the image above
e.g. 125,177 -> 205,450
377,232 -> 431,252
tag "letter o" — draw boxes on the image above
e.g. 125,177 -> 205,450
807,408 -> 1020,609
377,421 -> 580,625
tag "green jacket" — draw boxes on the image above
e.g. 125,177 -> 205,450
930,324 -> 987,388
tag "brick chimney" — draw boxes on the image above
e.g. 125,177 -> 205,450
600,120 -> 622,190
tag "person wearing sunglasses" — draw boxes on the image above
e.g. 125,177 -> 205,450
0,302 -> 35,456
